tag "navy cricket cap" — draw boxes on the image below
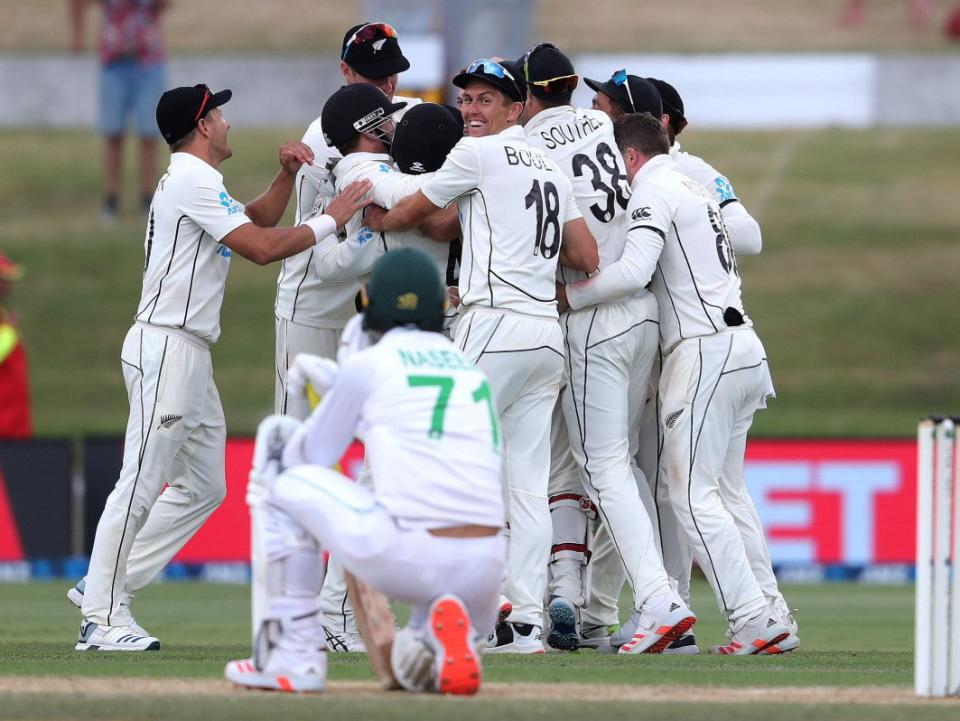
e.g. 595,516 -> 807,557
453,58 -> 525,103
321,84 -> 407,148
341,22 -> 411,80
391,103 -> 463,174
515,43 -> 579,101
647,77 -> 688,134
156,84 -> 232,145
584,71 -> 662,117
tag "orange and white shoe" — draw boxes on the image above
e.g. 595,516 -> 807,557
710,615 -> 791,656
427,594 -> 481,696
760,613 -> 799,654
614,592 -> 697,655
224,650 -> 326,693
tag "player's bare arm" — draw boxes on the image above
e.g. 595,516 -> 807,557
221,179 -> 372,265
364,190 -> 441,232
244,141 -> 316,228
417,205 -> 460,243
558,217 -> 600,273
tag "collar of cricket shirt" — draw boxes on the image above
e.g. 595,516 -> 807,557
630,153 -> 674,190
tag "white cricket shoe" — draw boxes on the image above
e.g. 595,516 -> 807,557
75,621 -> 160,651
66,579 -> 151,638
225,650 -> 327,693
426,594 -> 481,696
710,614 -> 791,656
613,591 -> 697,655
546,597 -> 580,652
761,612 -> 799,654
483,621 -> 545,654
579,623 -> 616,652
322,627 -> 366,653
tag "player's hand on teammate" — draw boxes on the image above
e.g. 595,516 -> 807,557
447,285 -> 461,309
288,353 -> 340,403
326,180 -> 374,228
278,141 -> 315,175
363,204 -> 388,232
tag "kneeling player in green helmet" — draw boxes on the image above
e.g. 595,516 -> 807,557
226,248 -> 506,696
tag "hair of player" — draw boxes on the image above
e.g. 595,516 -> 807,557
665,122 -> 678,145
531,87 -> 574,108
613,112 -> 670,159
336,133 -> 364,157
169,128 -> 197,152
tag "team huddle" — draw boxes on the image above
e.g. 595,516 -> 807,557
68,20 -> 797,698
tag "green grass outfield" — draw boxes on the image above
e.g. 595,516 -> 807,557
1,128 -> 958,437
0,580 -> 942,720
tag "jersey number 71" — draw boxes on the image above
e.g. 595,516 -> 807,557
407,375 -> 500,451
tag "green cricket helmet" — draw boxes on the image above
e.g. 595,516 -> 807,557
362,248 -> 445,333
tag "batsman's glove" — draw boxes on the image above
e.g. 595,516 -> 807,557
247,414 -> 303,508
337,313 -> 373,365
287,353 -> 340,406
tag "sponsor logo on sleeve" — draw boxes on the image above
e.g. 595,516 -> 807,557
714,177 -> 735,202
218,191 -> 243,216
356,226 -> 375,246
631,206 -> 652,221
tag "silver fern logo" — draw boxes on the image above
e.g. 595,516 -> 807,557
157,414 -> 183,430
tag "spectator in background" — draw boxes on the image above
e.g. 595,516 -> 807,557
839,0 -> 932,28
0,253 -> 32,439
70,0 -> 169,223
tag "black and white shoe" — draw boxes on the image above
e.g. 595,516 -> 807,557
483,621 -> 545,654
662,632 -> 701,655
75,621 -> 160,651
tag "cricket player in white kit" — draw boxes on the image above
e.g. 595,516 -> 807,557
582,71 -> 775,654
366,59 -> 599,652
272,22 -> 423,651
312,90 -> 461,287
517,45 -> 694,655
565,113 -> 791,655
226,249 -> 506,695
73,84 -> 371,651
275,22 -> 422,418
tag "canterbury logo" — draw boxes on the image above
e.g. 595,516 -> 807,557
665,409 -> 684,429
157,414 -> 183,430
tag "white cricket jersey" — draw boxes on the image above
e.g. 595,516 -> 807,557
421,125 -> 581,319
287,328 -> 504,529
275,95 -> 423,329
135,152 -> 251,343
524,106 -> 631,285
670,141 -> 762,256
628,154 -> 748,352
670,141 -> 739,209
319,152 -> 450,281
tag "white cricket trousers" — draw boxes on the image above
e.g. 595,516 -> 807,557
456,307 -> 563,626
83,324 -> 226,626
555,296 -> 668,609
660,327 -> 775,628
274,317 -> 342,418
273,316 -> 356,637
582,348 -> 695,628
272,465 -> 507,634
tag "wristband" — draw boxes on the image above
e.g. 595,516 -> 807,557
302,214 -> 336,244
